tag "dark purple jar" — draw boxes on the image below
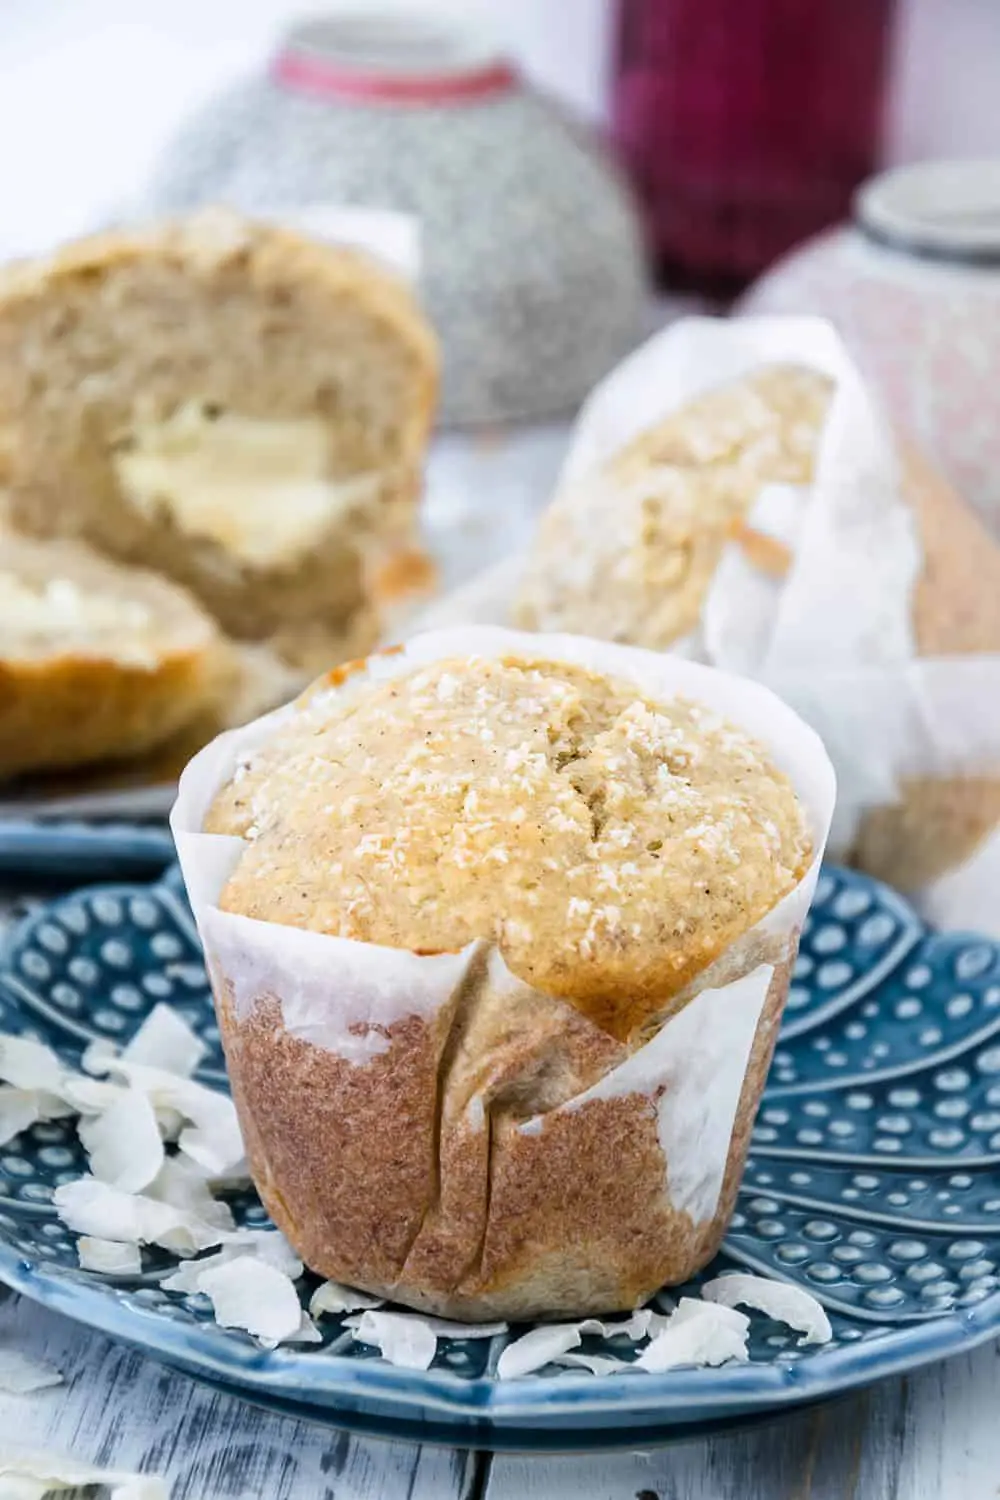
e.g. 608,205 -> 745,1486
612,0 -> 898,292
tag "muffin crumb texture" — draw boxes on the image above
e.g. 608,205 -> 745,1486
208,654 -> 810,1035
514,364 -> 834,649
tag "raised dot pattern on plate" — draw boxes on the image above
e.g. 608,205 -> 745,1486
0,866 -> 225,1078
768,926 -> 1000,1091
781,869 -> 920,1031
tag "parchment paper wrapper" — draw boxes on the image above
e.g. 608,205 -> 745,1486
172,626 -> 835,1320
412,317 -> 1000,938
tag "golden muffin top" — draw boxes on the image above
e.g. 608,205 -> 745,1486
206,652 -> 811,1033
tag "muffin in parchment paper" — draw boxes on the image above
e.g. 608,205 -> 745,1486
173,627 -> 835,1321
512,331 -> 1000,912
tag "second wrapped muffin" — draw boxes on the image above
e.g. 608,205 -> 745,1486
173,628 -> 834,1320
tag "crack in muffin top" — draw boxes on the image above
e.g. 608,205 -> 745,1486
206,654 -> 811,1034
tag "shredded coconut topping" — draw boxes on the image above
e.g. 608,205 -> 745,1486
207,654 -> 810,1034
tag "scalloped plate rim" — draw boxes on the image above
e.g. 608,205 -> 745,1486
3,1237 -> 1000,1424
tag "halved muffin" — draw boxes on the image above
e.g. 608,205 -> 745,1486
0,532 -> 223,780
0,209 -> 438,672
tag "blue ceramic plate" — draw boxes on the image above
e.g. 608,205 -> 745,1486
1,840 -> 999,1450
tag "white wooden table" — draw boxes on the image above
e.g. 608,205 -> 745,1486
2,1283 -> 1000,1499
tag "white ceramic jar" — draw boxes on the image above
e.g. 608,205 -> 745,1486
741,160 -> 1000,534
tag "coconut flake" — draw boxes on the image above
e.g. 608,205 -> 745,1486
578,1308 -> 673,1343
0,1084 -> 73,1147
636,1299 -> 750,1372
81,1036 -> 119,1075
496,1324 -> 583,1379
0,1449 -> 168,1499
201,1159 -> 252,1190
77,1237 -> 143,1276
0,1036 -> 64,1093
0,1477 -> 49,1499
159,1250 -> 230,1294
110,1483 -> 171,1500
55,1178 -> 163,1243
122,1004 -> 207,1078
283,1313 -> 323,1345
490,1309 -> 668,1381
671,1296 -> 750,1335
54,1177 -> 226,1256
159,1230 -> 302,1300
309,1281 -> 385,1319
176,1120 -> 246,1178
0,1088 -> 42,1147
702,1272 -> 833,1345
343,1310 -> 504,1340
58,1073 -> 125,1116
0,1349 -> 63,1393
196,1255 -> 304,1346
406,1316 -> 507,1340
220,1228 -> 302,1278
100,1060 -> 245,1175
145,1157 -> 235,1233
78,1090 -> 164,1192
152,1106 -> 186,1143
553,1352 -> 629,1376
33,1091 -> 77,1122
153,1208 -> 229,1258
349,1310 -> 437,1371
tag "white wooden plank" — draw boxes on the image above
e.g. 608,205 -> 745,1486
0,1288 -> 474,1499
486,1341 -> 1000,1500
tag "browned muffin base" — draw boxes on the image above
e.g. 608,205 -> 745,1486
212,945 -> 795,1320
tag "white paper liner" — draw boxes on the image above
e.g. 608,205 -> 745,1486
550,964 -> 774,1224
414,318 -> 1000,935
172,626 -> 834,1249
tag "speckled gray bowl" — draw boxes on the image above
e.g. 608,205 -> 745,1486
142,10 -> 648,427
